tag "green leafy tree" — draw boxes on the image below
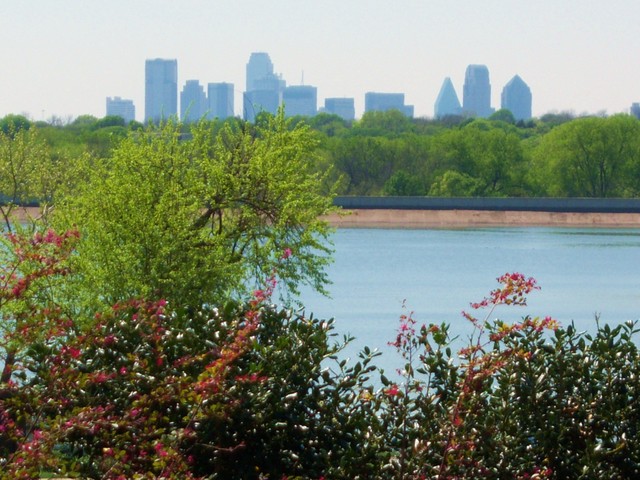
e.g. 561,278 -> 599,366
353,110 -> 413,137
383,170 -> 425,196
307,112 -> 350,137
474,128 -> 523,195
428,170 -> 483,197
532,115 -> 640,197
331,136 -> 394,195
427,123 -> 525,196
54,112 -> 335,311
489,109 -> 516,125
0,115 -> 32,135
0,124 -> 68,230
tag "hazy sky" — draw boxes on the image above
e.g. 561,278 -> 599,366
2,1 -> 639,121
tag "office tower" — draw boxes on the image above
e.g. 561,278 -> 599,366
106,97 -> 135,124
501,75 -> 532,121
243,89 -> 280,121
282,85 -> 317,117
364,92 -> 414,117
145,58 -> 178,123
463,64 -> 493,118
434,77 -> 462,118
243,52 -> 285,121
323,98 -> 355,121
631,103 -> 640,120
207,82 -> 234,120
246,52 -> 274,92
180,80 -> 207,123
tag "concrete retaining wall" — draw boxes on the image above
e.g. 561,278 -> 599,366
333,196 -> 640,213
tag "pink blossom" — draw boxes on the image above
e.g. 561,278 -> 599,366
384,384 -> 401,397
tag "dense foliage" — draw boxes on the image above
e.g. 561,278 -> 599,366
320,111 -> 640,197
1,113 -> 640,478
5,110 -> 640,201
50,113 -> 335,312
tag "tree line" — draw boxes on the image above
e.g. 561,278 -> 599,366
304,109 -> 640,198
4,108 -> 640,203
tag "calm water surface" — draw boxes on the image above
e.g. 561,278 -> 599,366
295,227 -> 640,373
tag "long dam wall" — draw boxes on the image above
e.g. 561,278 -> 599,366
325,197 -> 640,228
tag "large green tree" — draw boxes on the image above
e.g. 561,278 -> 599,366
427,121 -> 525,196
0,122 -> 72,230
532,114 -> 640,197
55,112 -> 335,311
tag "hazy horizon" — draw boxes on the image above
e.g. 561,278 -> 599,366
2,0 -> 639,121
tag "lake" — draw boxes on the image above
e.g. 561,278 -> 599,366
294,227 -> 640,374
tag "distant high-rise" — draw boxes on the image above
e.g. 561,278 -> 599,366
283,85 -> 317,117
631,103 -> 640,120
364,92 -> 414,117
501,75 -> 532,121
180,80 -> 206,123
106,96 -> 135,124
243,89 -> 281,121
463,65 -> 493,118
246,52 -> 274,92
145,58 -> 178,123
243,52 -> 285,121
434,77 -> 461,118
207,82 -> 234,120
323,98 -> 355,121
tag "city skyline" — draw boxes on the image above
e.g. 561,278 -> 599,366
2,1 -> 640,121
157,55 -> 526,123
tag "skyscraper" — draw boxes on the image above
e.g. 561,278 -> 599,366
207,83 -> 234,120
631,103 -> 640,120
323,98 -> 355,121
106,96 -> 135,124
501,75 -> 532,121
246,52 -> 274,92
243,52 -> 285,121
463,65 -> 493,118
364,92 -> 414,117
434,77 -> 461,118
145,58 -> 178,123
180,80 -> 206,123
243,89 -> 281,121
283,85 -> 317,117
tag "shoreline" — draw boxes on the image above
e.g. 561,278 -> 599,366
13,206 -> 640,229
322,208 -> 640,229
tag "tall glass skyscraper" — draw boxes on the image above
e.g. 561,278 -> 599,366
243,52 -> 285,121
145,58 -> 178,123
246,52 -> 274,92
463,65 -> 493,118
501,75 -> 532,121
207,83 -> 234,120
180,80 -> 206,123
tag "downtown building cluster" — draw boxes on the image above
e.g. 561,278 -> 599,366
434,65 -> 532,121
108,53 -> 536,123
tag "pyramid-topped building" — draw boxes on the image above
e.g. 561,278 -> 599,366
434,77 -> 461,118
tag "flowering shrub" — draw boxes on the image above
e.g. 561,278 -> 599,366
376,272 -> 640,479
0,229 -> 379,479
